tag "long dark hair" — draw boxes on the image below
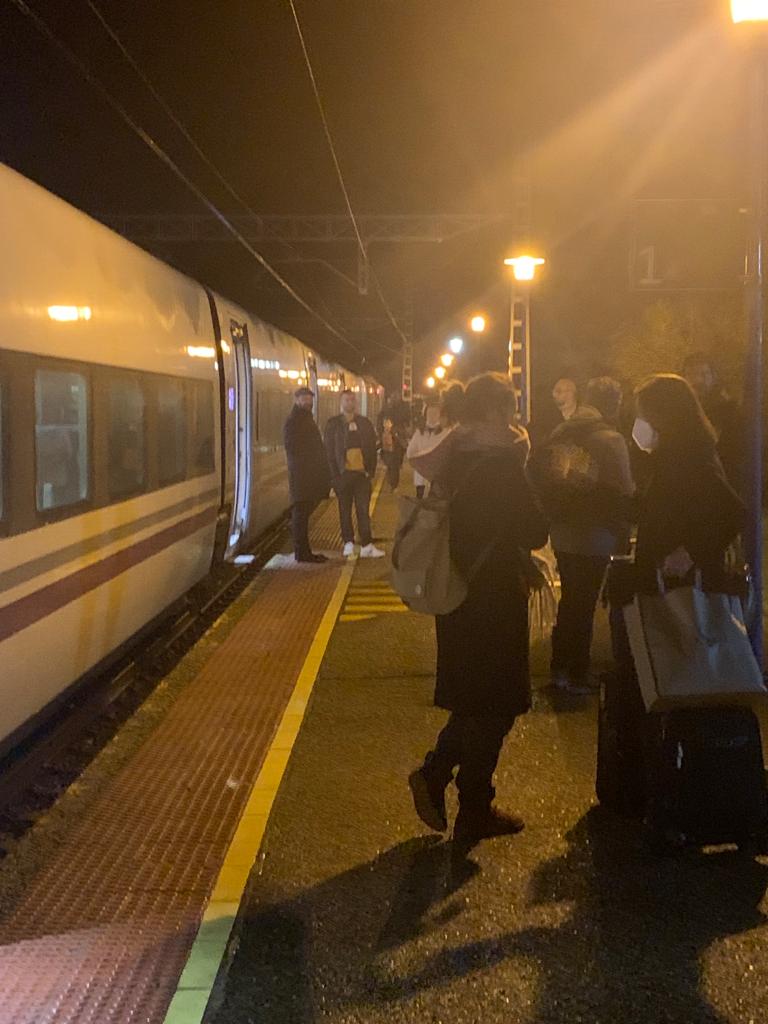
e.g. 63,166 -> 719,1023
635,373 -> 717,451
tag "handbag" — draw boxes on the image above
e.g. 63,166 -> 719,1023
624,571 -> 767,712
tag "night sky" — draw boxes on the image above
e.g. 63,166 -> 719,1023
0,0 -> 750,389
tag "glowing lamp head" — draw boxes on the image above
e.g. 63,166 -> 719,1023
48,305 -> 92,322
434,366 -> 447,380
504,255 -> 546,282
732,0 -> 768,22
440,353 -> 454,367
426,376 -> 436,389
448,337 -> 464,354
470,315 -> 487,333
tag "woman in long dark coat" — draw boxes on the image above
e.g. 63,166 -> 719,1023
409,373 -> 548,846
631,374 -> 744,590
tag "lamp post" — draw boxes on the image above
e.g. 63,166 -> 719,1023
503,255 -> 545,425
732,1 -> 768,663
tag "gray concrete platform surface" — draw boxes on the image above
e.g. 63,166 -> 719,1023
209,484 -> 768,1024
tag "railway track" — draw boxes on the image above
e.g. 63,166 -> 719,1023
0,517 -> 289,851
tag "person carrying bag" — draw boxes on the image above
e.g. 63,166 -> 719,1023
600,373 -> 768,851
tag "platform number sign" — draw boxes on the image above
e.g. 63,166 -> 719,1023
630,201 -> 747,292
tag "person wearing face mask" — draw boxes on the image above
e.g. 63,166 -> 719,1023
632,374 -> 744,590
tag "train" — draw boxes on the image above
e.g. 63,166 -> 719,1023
0,162 -> 382,756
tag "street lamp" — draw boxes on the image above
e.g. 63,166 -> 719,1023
732,2 -> 768,663
732,1 -> 768,22
440,353 -> 454,367
503,254 -> 546,426
448,336 -> 464,354
434,366 -> 447,380
504,255 -> 546,282
470,314 -> 487,333
425,376 -> 436,389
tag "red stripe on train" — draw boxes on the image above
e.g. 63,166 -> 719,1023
0,507 -> 218,644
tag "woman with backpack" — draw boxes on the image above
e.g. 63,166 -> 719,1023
408,373 -> 548,849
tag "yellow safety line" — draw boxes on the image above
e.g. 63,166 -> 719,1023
162,473 -> 385,1024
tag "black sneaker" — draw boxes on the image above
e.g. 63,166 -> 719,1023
408,768 -> 448,832
454,806 -> 525,844
296,553 -> 328,563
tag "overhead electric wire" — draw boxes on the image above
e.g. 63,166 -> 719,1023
287,0 -> 410,351
84,0 -> 371,352
7,0 -> 367,359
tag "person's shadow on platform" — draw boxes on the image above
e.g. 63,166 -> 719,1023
211,817 -> 768,1024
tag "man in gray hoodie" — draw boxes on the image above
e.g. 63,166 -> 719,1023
529,377 -> 634,695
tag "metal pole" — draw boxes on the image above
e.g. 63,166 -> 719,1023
745,49 -> 766,665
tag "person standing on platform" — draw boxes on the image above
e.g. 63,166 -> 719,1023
379,415 -> 406,492
529,376 -> 635,695
283,387 -> 331,564
325,389 -> 385,559
407,398 -> 444,499
681,353 -> 744,497
408,373 -> 548,849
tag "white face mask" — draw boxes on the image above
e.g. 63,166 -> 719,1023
632,417 -> 659,453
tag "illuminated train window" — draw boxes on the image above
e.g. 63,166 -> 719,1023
107,374 -> 146,499
35,370 -> 89,511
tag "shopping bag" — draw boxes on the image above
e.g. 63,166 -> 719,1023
624,575 -> 767,712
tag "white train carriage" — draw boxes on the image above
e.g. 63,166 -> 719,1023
0,162 -> 383,755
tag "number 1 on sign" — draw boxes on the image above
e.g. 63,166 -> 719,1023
637,245 -> 663,287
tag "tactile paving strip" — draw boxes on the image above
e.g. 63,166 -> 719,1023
0,503 -> 345,1024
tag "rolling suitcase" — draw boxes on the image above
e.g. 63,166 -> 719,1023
596,560 -> 648,817
646,706 -> 768,852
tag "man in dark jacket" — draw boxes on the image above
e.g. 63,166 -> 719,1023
324,389 -> 384,558
682,353 -> 744,497
284,387 -> 331,563
528,377 -> 634,695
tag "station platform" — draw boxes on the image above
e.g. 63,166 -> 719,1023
3,477 -> 768,1024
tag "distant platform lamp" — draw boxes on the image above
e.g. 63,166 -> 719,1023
503,255 -> 545,425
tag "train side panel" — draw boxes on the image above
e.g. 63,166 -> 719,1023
0,163 -> 219,749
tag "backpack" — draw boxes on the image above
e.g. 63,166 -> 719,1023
527,422 -> 603,522
391,459 -> 498,615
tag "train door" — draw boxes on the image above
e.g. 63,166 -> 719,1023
228,321 -> 252,554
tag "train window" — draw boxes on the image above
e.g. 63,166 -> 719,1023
107,375 -> 146,499
190,380 -> 215,475
35,369 -> 89,511
157,378 -> 186,485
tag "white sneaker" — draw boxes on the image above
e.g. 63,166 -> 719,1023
343,542 -> 355,557
360,543 -> 385,559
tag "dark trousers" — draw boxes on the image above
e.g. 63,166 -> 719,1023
336,472 -> 372,546
291,499 -> 319,558
427,713 -> 515,811
416,484 -> 426,500
551,551 -> 609,682
382,451 -> 402,490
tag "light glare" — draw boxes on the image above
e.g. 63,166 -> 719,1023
440,353 -> 454,367
48,305 -> 92,322
426,376 -> 436,389
435,366 -> 447,380
504,255 -> 546,282
448,337 -> 464,354
187,345 -> 217,359
732,0 -> 768,22
470,315 -> 487,333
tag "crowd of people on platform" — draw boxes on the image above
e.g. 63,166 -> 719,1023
283,355 -> 748,850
